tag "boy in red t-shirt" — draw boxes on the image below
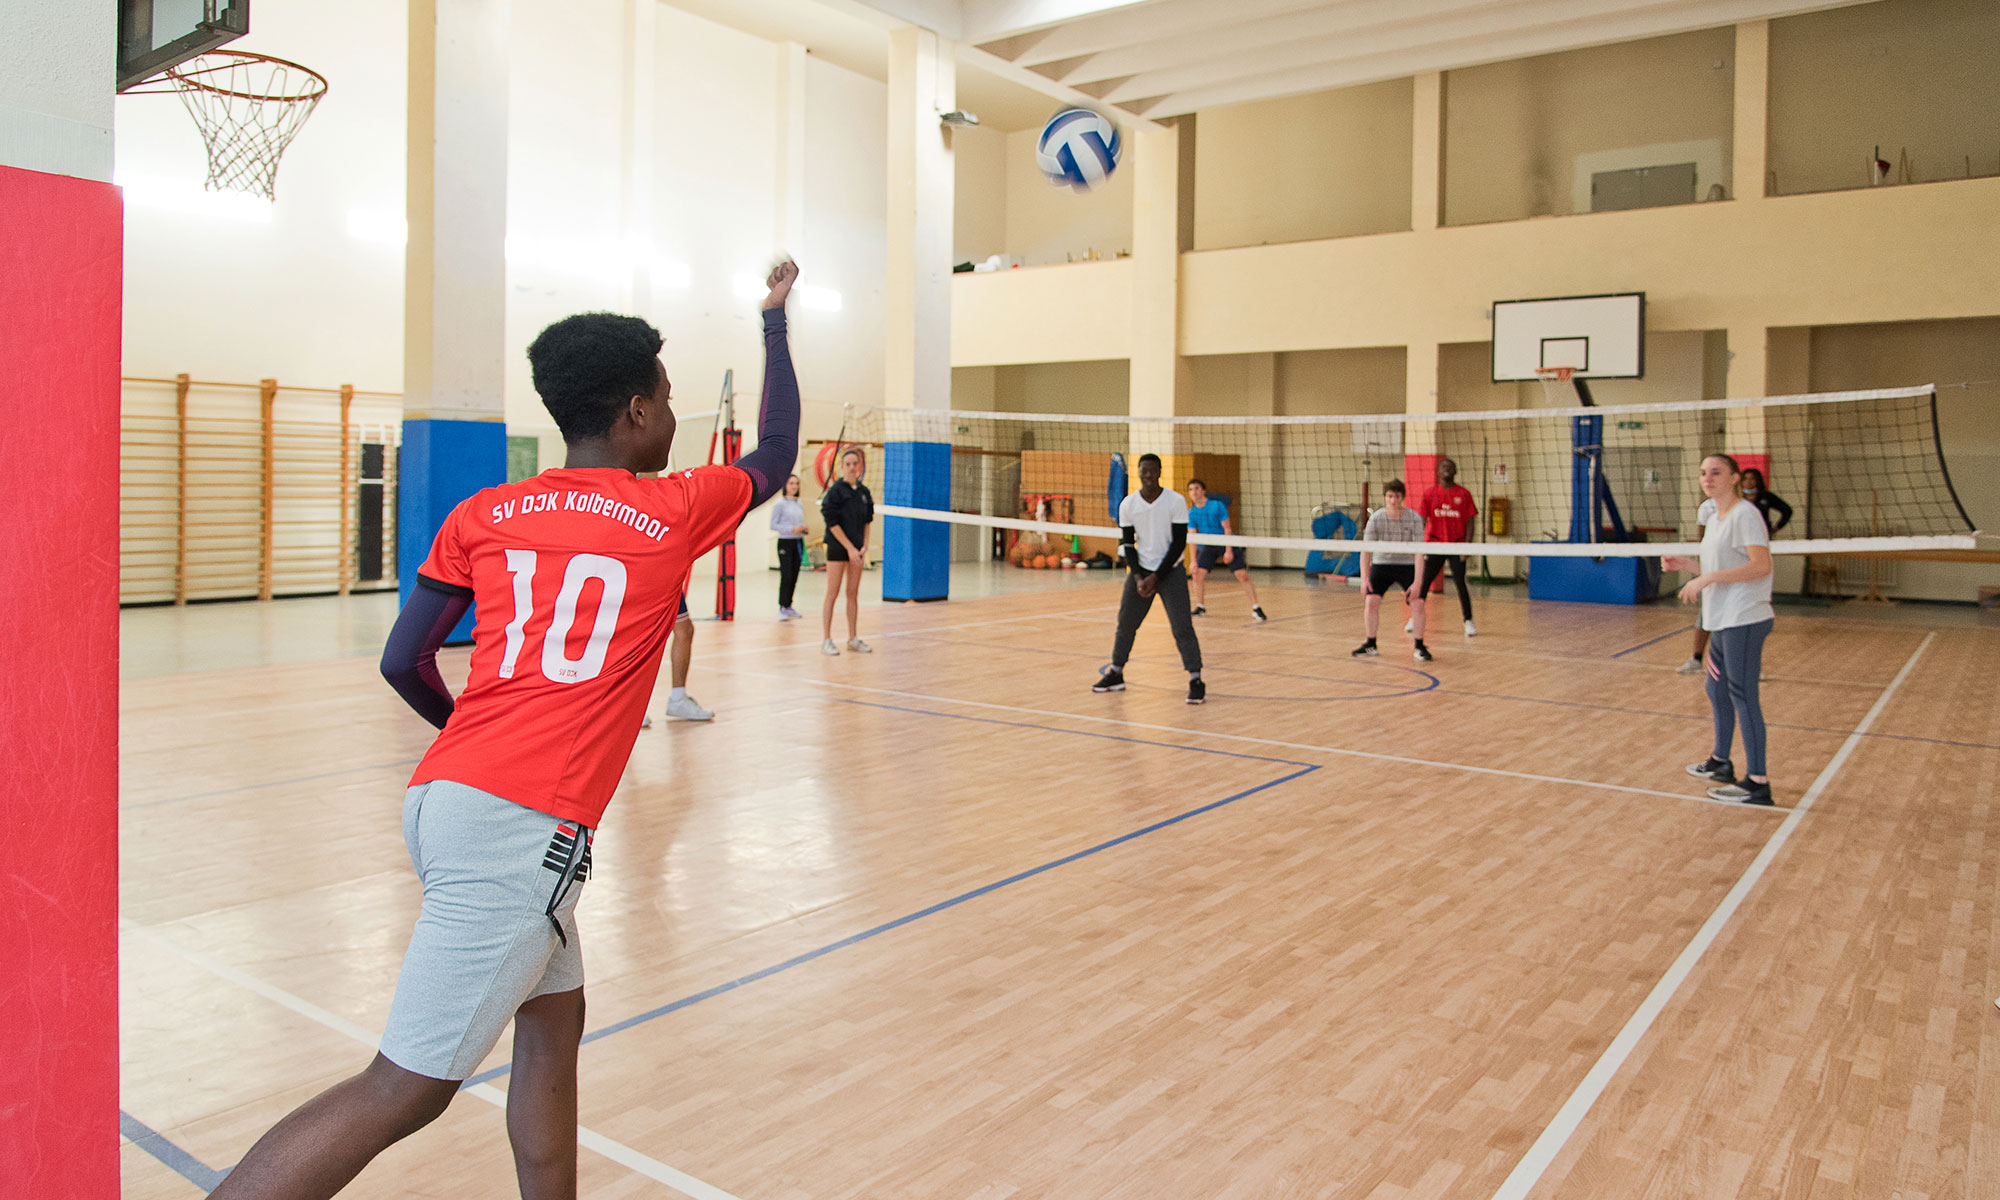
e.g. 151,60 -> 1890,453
1414,457 -> 1479,637
209,261 -> 801,1199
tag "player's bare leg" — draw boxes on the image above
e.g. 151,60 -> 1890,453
1190,566 -> 1208,611
207,1055 -> 457,1200
1232,566 -> 1262,611
821,559 -> 846,645
1363,592 -> 1381,639
507,987 -> 585,1200
670,621 -> 693,690
842,553 -> 864,642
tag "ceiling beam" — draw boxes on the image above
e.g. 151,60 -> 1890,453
1128,0 -> 1859,116
1049,0 -> 1538,87
957,42 -> 1166,130
961,0 -> 1169,44
815,0 -> 966,39
998,0 -> 1328,66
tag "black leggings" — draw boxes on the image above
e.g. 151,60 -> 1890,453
777,539 -> 802,608
1418,554 -> 1473,621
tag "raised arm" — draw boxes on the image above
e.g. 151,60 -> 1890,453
380,581 -> 472,730
732,260 -> 800,509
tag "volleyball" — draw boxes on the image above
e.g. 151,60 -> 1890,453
1036,108 -> 1121,192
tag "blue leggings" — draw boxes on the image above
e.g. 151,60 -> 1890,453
1706,619 -> 1772,778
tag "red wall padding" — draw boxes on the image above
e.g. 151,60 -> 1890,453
0,164 -> 123,1199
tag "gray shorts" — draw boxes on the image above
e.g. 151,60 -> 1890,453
379,779 -> 590,1080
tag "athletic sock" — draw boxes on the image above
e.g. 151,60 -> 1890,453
669,687 -> 687,703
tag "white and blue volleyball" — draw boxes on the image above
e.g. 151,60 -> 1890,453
1036,108 -> 1121,192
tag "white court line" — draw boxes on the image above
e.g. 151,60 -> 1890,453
121,918 -> 742,1200
1487,630 -> 1935,1200
707,666 -> 1781,812
689,604 -> 1109,663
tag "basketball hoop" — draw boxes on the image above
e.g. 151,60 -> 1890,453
1535,366 -> 1579,404
126,50 -> 327,201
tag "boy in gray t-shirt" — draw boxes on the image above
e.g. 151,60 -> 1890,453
1352,480 -> 1434,662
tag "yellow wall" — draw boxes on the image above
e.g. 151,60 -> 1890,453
1769,0 -> 2000,196
952,258 -> 1132,366
1444,26 -> 1737,225
1193,79 -> 1414,249
1178,177 -> 2000,354
953,123 -> 1009,264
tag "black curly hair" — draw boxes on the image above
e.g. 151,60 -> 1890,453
526,313 -> 666,441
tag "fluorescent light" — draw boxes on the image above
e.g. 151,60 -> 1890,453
116,169 -> 273,224
798,284 -> 842,312
731,273 -> 764,301
649,257 -> 691,290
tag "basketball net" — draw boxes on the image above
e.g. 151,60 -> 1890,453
1534,366 -> 1578,406
128,51 -> 327,201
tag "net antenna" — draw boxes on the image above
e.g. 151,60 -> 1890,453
125,49 -> 327,200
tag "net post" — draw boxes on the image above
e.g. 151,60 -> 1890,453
883,433 -> 950,602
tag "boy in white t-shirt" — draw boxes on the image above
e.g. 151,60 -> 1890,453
1093,453 -> 1205,705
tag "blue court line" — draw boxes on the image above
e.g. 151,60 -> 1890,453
1610,623 -> 1697,658
462,762 -> 1320,1088
122,758 -> 426,811
121,1109 -> 228,1192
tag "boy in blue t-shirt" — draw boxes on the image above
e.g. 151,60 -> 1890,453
1186,480 -> 1267,621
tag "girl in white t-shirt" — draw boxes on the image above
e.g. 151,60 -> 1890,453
1663,454 -> 1776,805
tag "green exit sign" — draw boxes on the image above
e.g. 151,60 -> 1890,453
1616,420 -> 1644,430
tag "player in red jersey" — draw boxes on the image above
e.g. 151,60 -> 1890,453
208,261 -> 800,1200
1413,457 -> 1479,637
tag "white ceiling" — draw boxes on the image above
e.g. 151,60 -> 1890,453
669,0 -> 1879,129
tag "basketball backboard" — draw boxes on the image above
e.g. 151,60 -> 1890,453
118,0 -> 249,92
1490,292 -> 1645,382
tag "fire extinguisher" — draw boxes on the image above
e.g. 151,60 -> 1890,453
1489,497 -> 1510,537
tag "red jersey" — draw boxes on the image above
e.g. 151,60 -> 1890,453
409,465 -> 751,828
1417,484 -> 1477,542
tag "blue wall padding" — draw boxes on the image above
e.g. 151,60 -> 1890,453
883,440 -> 950,602
398,418 -> 507,641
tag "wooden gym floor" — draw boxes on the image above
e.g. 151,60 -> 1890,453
119,566 -> 2000,1199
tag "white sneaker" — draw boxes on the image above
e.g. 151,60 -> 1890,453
1464,621 -> 1477,637
1676,656 -> 1702,674
665,694 -> 714,722
847,638 -> 873,654
778,607 -> 798,621
822,638 -> 840,656
1403,618 -> 1414,633
640,715 -> 653,730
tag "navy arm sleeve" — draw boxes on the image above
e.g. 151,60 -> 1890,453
1160,523 -> 1187,580
380,578 -> 471,730
733,307 -> 800,510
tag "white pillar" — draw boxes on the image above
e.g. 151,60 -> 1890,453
777,41 -> 809,256
406,0 -> 510,424
885,26 -> 954,413
1411,71 -> 1443,232
1733,20 -> 1769,201
620,0 -> 657,314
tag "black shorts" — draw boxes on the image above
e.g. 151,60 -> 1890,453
1367,563 -> 1416,595
825,539 -> 855,563
1194,545 -> 1247,574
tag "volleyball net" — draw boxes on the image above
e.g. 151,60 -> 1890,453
827,385 -> 1978,564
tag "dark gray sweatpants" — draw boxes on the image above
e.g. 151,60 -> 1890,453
1707,618 -> 1772,778
1112,567 -> 1202,675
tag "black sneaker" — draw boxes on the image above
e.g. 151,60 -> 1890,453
1351,641 -> 1378,657
1686,756 -> 1735,783
1186,676 -> 1206,705
1252,606 -> 1268,622
1191,605 -> 1207,617
1413,642 -> 1433,663
1708,780 -> 1773,805
1092,666 -> 1126,693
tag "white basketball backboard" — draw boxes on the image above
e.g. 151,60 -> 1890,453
1490,292 -> 1644,382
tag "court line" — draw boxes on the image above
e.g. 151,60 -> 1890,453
120,918 -> 742,1200
553,765 -> 1321,1060
831,697 -> 1318,766
122,1109 -> 227,1192
1488,630 -> 1936,1200
895,630 -> 1439,700
706,667 -> 1785,812
1610,623 -> 1696,658
689,604 -> 1110,662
